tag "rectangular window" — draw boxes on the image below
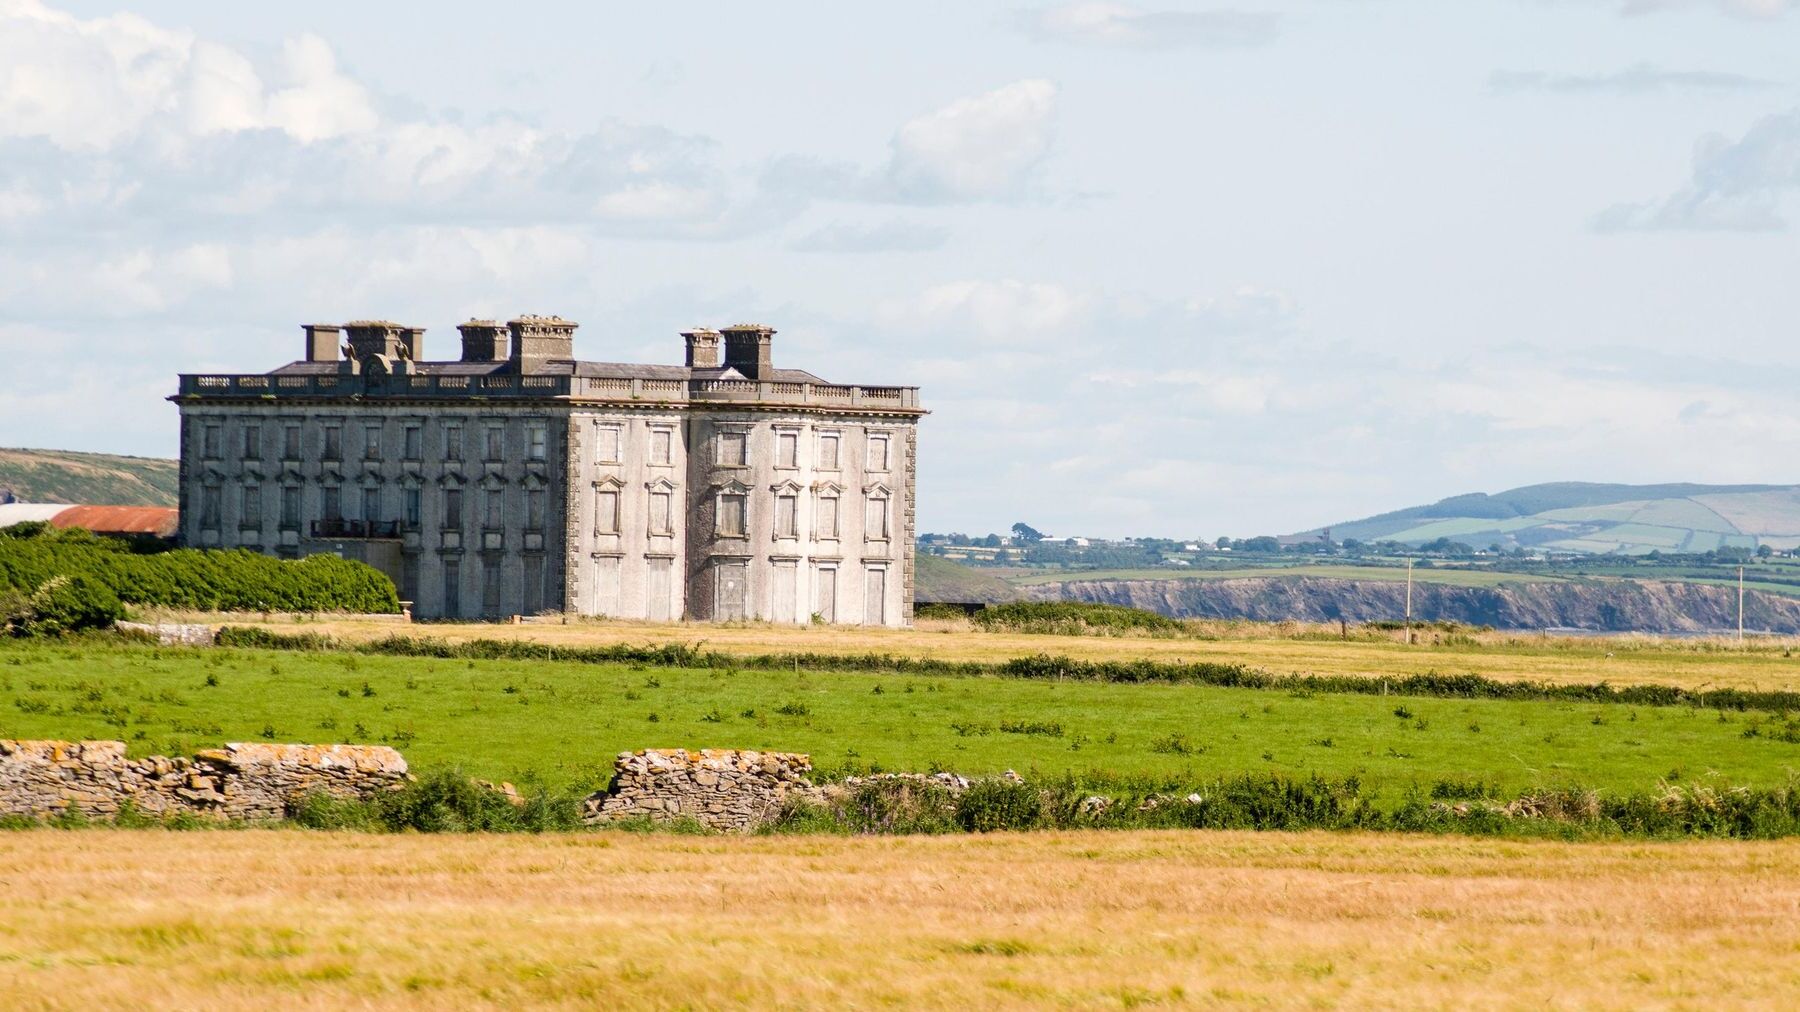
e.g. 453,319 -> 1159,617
283,425 -> 301,459
816,495 -> 840,539
401,557 -> 419,604
281,486 -> 300,527
717,431 -> 746,466
404,488 -> 421,528
526,489 -> 545,530
718,492 -> 747,537
362,487 -> 381,526
323,426 -> 342,461
200,486 -> 221,528
864,496 -> 889,539
482,561 -> 502,615
241,485 -> 261,526
444,424 -> 463,461
817,433 -> 840,471
484,489 -> 503,529
527,423 -> 547,461
524,556 -> 544,614
867,433 -> 890,471
241,424 -> 260,460
443,559 -> 461,618
777,431 -> 798,469
363,425 -> 382,460
444,489 -> 463,528
595,425 -> 620,463
775,493 -> 798,539
202,425 -> 221,459
595,489 -> 620,533
404,425 -> 422,461
322,486 -> 341,521
650,428 -> 673,465
485,425 -> 504,461
649,490 -> 673,534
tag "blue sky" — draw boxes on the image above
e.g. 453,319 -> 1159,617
2,0 -> 1799,537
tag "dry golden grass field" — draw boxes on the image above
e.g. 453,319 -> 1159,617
175,611 -> 1800,692
3,828 -> 1798,1009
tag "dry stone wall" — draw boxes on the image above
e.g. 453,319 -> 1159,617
585,749 -> 813,832
0,740 -> 407,822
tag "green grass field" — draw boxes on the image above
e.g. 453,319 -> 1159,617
5,639 -> 1799,796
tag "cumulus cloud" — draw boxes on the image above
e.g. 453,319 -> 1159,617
878,278 -> 1093,342
1489,64 -> 1775,95
1015,3 -> 1279,49
885,80 -> 1059,202
1596,109 -> 1800,231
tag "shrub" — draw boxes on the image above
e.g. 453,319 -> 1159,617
954,778 -> 1045,832
972,601 -> 1182,635
7,575 -> 124,637
289,768 -> 584,833
0,523 -> 398,616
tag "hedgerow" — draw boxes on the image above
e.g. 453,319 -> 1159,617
0,524 -> 399,622
214,628 -> 1800,713
971,601 -> 1184,634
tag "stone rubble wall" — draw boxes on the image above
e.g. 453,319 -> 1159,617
585,749 -> 814,833
116,621 -> 216,646
0,740 -> 408,822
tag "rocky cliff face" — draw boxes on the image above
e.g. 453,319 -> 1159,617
1026,577 -> 1800,634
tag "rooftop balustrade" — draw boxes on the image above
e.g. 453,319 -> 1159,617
177,372 -> 923,411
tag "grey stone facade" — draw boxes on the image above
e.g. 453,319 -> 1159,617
172,317 -> 923,624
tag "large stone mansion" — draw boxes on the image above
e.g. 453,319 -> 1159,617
172,317 -> 923,624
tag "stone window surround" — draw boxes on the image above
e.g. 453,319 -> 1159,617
714,479 -> 750,538
646,477 -> 677,536
770,480 -> 803,541
863,482 -> 892,542
815,429 -> 842,472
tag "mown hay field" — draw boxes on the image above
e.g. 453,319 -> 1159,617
5,639 -> 1800,794
2,828 -> 1797,1009
163,611 -> 1800,692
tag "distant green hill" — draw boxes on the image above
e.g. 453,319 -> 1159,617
914,554 -> 1018,604
0,448 -> 179,506
1307,481 -> 1800,555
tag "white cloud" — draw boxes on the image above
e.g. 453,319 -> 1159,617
885,79 -> 1058,202
1596,109 -> 1800,231
1017,3 -> 1279,49
1616,0 -> 1797,16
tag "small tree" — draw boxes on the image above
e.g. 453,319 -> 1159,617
1011,522 -> 1046,543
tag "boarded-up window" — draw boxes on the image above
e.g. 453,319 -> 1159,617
485,489 -> 503,529
404,425 -> 422,460
592,556 -> 621,616
715,562 -> 748,621
718,431 -> 746,466
777,431 -> 798,468
241,485 -> 261,526
443,559 -> 461,618
595,424 -> 620,463
867,433 -> 890,471
362,487 -> 381,525
775,493 -> 798,538
482,560 -> 502,615
864,495 -> 889,539
816,494 -> 839,539
203,425 -> 222,459
200,486 -> 221,528
322,486 -> 341,521
241,425 -> 260,460
815,565 -> 837,624
444,489 -> 463,527
405,489 -> 421,527
650,428 -> 673,464
444,424 -> 463,460
647,557 -> 672,621
864,567 -> 887,626
526,489 -> 545,530
817,433 -> 840,471
718,492 -> 747,537
283,425 -> 301,459
649,490 -> 673,534
595,488 -> 620,533
364,426 -> 382,460
485,426 -> 504,460
772,561 -> 797,623
323,426 -> 341,460
281,486 -> 300,527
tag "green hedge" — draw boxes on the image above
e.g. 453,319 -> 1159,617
0,524 -> 399,616
971,601 -> 1184,634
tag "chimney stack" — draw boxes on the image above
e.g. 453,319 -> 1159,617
507,315 -> 577,374
683,327 -> 721,369
457,320 -> 509,363
342,321 -> 414,362
303,324 -> 341,363
721,323 -> 774,380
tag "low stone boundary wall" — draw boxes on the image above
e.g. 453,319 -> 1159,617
116,621 -> 215,646
0,740 -> 408,821
585,749 -> 814,832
